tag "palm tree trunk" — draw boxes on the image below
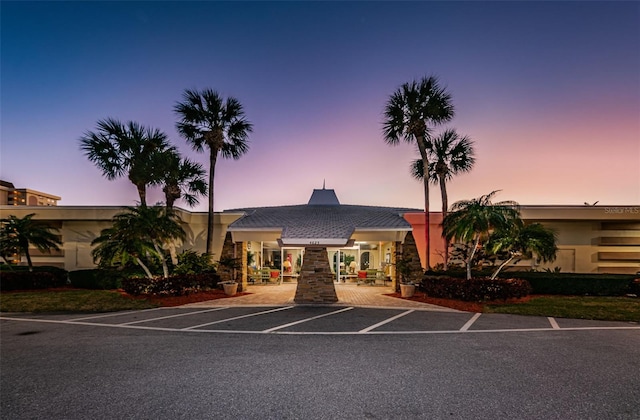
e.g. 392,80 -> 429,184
135,257 -> 154,279
417,136 -> 430,270
466,235 -> 481,280
153,242 -> 169,279
25,249 -> 33,272
439,176 -> 449,269
491,256 -> 515,280
206,149 -> 218,260
137,184 -> 147,207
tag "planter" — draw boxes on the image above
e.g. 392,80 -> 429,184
222,282 -> 238,296
400,283 -> 416,298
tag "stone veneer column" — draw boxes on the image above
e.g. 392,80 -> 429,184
294,247 -> 338,304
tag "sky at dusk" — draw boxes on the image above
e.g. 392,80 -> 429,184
2,1 -> 639,212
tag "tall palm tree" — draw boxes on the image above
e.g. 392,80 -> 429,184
91,205 -> 185,278
80,118 -> 174,206
0,213 -> 62,271
486,221 -> 558,279
411,128 -> 476,267
442,191 -> 520,280
383,76 -> 454,269
174,88 -> 253,257
158,151 -> 207,211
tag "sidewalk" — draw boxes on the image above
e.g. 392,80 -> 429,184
182,283 -> 460,311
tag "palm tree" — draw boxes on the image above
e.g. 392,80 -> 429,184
411,128 -> 476,267
383,76 -> 454,269
442,191 -> 520,280
486,221 -> 558,279
0,214 -> 62,271
158,151 -> 207,211
80,118 -> 174,206
91,205 -> 185,278
174,88 -> 253,257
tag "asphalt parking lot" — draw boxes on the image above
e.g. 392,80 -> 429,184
2,308 -> 639,419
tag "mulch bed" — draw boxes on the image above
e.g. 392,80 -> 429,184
385,290 -> 532,312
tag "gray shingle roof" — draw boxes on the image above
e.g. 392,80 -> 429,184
226,203 -> 419,241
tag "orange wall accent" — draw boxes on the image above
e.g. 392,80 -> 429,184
403,212 -> 445,270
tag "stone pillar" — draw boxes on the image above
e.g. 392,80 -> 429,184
294,246 -> 338,304
218,232 -> 235,283
235,241 -> 248,292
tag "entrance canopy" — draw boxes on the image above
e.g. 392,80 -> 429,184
225,188 -> 418,246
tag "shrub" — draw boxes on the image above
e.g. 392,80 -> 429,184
421,276 -> 532,302
121,273 -> 220,296
628,278 -> 640,296
425,270 -> 636,296
0,270 -> 66,291
174,250 -> 216,275
68,269 -> 123,290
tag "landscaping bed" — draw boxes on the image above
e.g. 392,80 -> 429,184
386,290 -> 532,312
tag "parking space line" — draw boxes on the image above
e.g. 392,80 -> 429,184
182,306 -> 295,330
460,313 -> 482,331
120,307 -> 229,325
262,307 -> 354,332
359,309 -> 414,333
67,307 -> 165,322
548,317 -> 560,329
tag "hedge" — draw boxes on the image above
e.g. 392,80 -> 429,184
421,276 -> 532,302
121,273 -> 221,296
425,270 -> 637,296
0,270 -> 68,291
68,269 -> 124,290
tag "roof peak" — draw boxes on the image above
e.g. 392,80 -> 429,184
308,188 -> 340,206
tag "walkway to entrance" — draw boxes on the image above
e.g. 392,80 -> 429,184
183,284 -> 459,311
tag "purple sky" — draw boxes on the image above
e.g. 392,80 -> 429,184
2,1 -> 639,212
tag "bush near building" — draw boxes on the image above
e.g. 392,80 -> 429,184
121,273 -> 220,296
425,270 -> 637,297
421,275 -> 532,302
0,266 -> 68,291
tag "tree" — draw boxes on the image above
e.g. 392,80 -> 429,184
174,88 -> 253,258
442,191 -> 520,280
486,221 -> 558,279
0,214 -> 62,271
91,205 -> 185,279
80,118 -> 174,206
383,76 -> 454,269
411,128 -> 476,267
158,151 -> 207,211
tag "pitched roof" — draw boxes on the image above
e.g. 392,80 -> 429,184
225,189 -> 420,246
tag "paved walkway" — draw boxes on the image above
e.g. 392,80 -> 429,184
182,283 -> 460,311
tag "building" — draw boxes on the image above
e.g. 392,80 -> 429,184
1,188 -> 638,283
0,180 -> 61,206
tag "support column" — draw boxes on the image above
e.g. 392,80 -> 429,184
294,246 -> 338,304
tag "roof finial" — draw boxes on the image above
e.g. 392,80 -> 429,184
323,179 -> 326,190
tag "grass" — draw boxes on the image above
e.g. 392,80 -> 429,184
485,296 -> 640,323
0,290 -> 157,313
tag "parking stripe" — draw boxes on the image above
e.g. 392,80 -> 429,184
460,313 -> 482,331
182,306 -> 295,330
120,307 -> 229,325
548,317 -> 560,329
68,307 -> 165,322
263,307 -> 354,333
359,309 -> 414,333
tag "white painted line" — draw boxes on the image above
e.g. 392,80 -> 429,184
548,317 -> 560,329
181,306 -> 295,330
262,307 -> 354,333
67,307 -> 165,322
359,309 -> 414,333
120,307 -> 229,325
460,313 -> 482,331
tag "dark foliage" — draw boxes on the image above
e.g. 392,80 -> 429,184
122,273 -> 220,296
421,275 -> 532,302
424,270 -> 636,296
68,269 -> 124,290
0,269 -> 67,291
628,278 -> 640,296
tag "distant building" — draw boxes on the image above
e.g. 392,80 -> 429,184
0,180 -> 60,206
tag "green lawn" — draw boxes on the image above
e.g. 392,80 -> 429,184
485,296 -> 640,323
0,290 -> 157,313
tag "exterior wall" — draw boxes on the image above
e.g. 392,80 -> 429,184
0,206 -> 243,271
405,206 -> 640,274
